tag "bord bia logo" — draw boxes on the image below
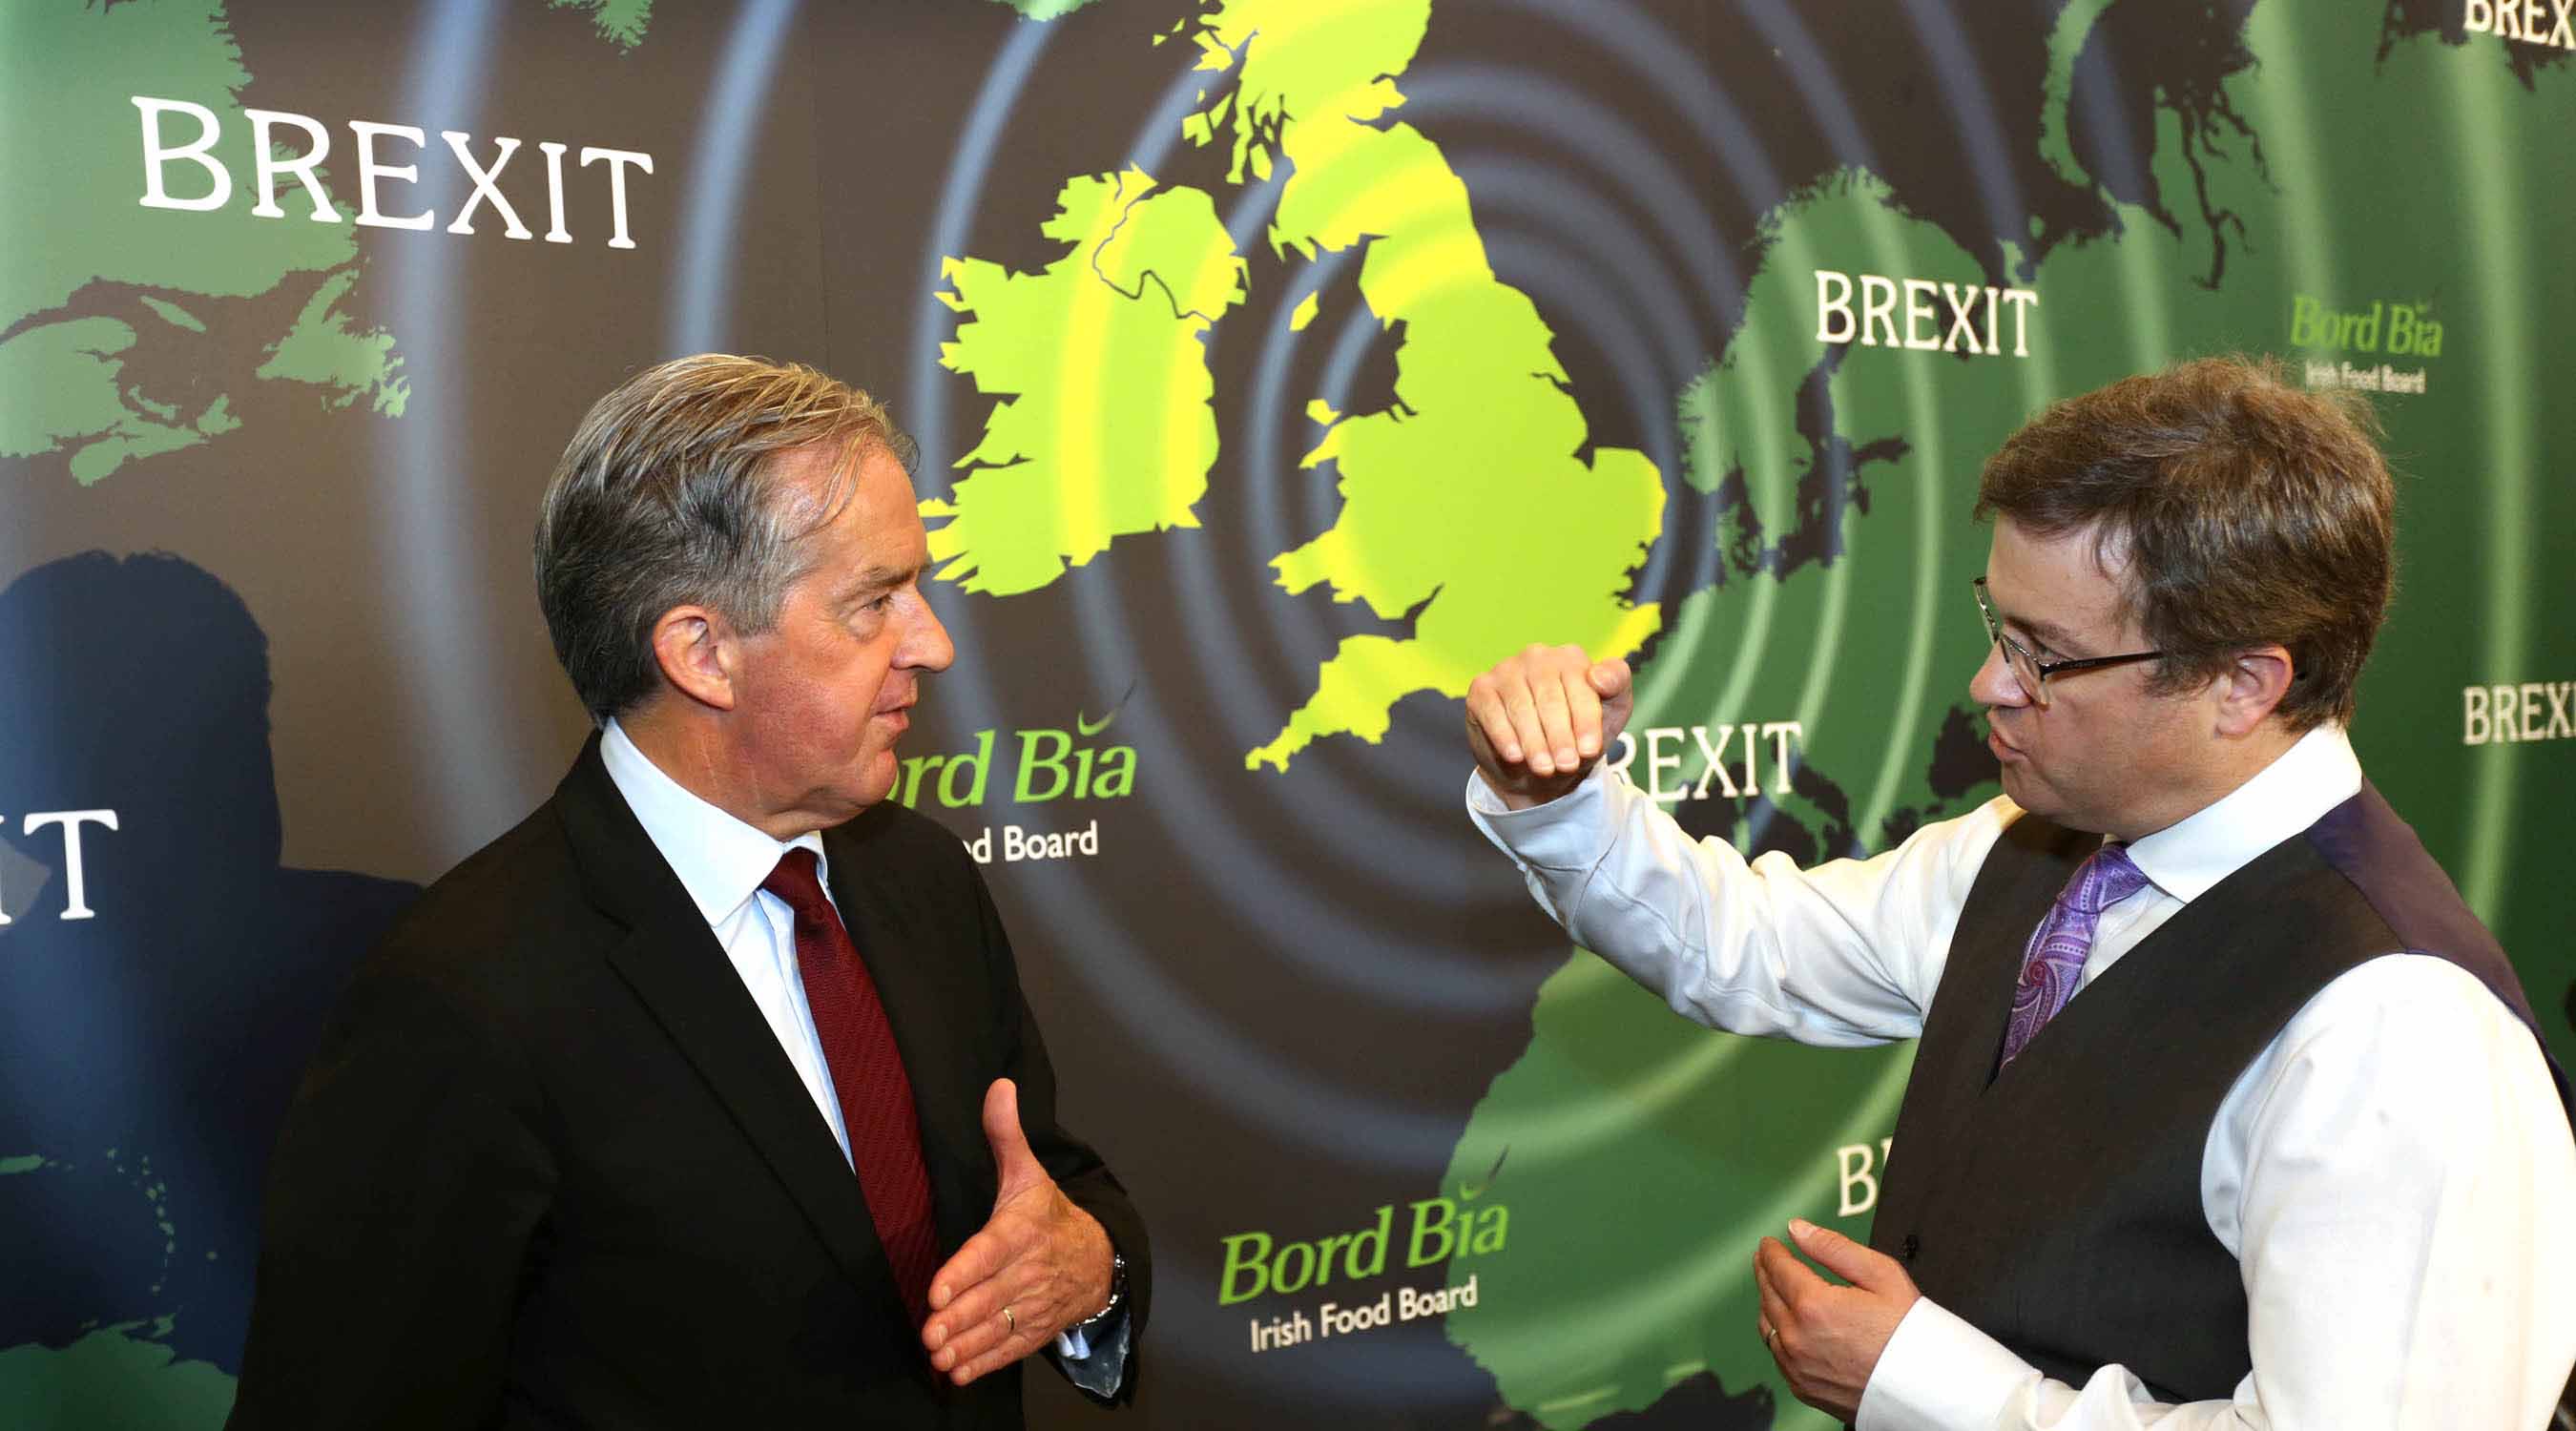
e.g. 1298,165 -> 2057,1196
892,696 -> 1137,811
1215,1185 -> 1510,1309
897,692 -> 1138,865
2290,292 -> 2441,395
2288,294 -> 2444,358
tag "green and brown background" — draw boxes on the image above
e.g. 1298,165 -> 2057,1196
3,1 -> 2568,1426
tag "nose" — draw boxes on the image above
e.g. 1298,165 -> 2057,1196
904,593 -> 956,674
1968,639 -> 2027,709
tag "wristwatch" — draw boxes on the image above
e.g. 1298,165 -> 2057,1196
1072,1252 -> 1127,1329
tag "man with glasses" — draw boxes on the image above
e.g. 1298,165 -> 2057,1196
1463,357 -> 2574,1428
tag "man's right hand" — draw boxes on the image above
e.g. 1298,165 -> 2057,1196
1465,645 -> 1634,811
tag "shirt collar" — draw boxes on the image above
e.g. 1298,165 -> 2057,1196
2122,723 -> 2361,904
599,717 -> 826,926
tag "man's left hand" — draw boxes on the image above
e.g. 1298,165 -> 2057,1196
1753,1217 -> 1921,1421
921,1078 -> 1115,1386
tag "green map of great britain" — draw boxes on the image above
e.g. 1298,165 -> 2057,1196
932,1 -> 2535,1426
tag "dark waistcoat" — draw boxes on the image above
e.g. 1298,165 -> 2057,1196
1866,782 -> 2567,1402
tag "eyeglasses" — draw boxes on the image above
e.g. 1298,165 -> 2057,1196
1972,577 -> 2165,709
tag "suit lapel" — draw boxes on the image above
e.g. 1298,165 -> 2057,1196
824,812 -> 994,1262
551,738 -> 907,1317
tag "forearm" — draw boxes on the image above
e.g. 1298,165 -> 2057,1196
1468,765 -> 1998,1044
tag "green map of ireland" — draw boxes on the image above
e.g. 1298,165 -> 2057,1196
929,170 -> 1248,595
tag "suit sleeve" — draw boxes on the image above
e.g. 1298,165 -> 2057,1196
226,955 -> 556,1430
966,866 -> 1151,1403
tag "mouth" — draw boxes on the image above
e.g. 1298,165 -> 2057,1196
1985,721 -> 2023,763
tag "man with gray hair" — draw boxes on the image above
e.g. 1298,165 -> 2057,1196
229,354 -> 1146,1428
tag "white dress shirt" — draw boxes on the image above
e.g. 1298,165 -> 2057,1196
1469,724 -> 2576,1429
602,718 -> 858,1161
599,720 -> 1107,1364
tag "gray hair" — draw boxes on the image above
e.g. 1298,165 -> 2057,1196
534,354 -> 917,722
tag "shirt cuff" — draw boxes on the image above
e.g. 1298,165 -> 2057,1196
1050,1303 -> 1132,1399
1464,763 -> 1618,871
1857,1296 -> 2034,1431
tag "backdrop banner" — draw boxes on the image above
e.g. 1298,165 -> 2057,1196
4,1 -> 2569,1426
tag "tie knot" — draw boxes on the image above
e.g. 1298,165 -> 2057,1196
2063,842 -> 2150,915
760,847 -> 833,923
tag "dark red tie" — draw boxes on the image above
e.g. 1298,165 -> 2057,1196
762,848 -> 940,1325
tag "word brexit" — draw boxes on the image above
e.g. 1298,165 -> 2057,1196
1816,270 -> 2040,357
2463,0 -> 2575,50
2462,681 -> 2574,746
133,96 -> 654,248
0,809 -> 117,922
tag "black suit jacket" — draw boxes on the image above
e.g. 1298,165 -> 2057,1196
227,737 -> 1149,1429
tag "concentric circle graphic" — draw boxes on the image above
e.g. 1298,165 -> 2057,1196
861,3 -> 2568,1411
7,2 -> 2566,1426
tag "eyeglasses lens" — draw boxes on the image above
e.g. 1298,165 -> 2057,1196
1975,581 -> 2049,709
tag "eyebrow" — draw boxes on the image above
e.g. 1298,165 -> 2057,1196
837,560 -> 919,604
1993,599 -> 2082,653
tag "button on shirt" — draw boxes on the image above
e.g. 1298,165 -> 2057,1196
1468,724 -> 2576,1429
600,719 -> 1109,1365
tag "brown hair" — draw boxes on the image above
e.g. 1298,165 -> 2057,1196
534,354 -> 915,722
1975,355 -> 2394,731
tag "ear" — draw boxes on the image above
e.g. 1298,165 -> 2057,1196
650,604 -> 739,712
2212,643 -> 2295,738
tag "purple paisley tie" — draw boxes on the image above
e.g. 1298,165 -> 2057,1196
2000,842 -> 2150,1068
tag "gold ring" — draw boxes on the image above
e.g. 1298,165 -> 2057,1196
1763,1323 -> 1780,1345
1003,1305 -> 1016,1335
